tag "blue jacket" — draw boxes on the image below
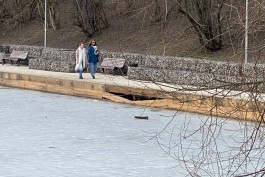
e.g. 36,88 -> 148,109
88,46 -> 99,63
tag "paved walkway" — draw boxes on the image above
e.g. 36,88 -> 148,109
0,64 -> 177,92
0,64 -> 261,101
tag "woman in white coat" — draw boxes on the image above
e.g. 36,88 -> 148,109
75,42 -> 86,79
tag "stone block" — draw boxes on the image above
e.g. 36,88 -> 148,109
0,45 -> 9,53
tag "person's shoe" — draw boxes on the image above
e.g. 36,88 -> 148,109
92,76 -> 95,79
79,76 -> 83,79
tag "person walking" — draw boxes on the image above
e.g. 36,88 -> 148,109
88,39 -> 99,79
75,42 -> 86,79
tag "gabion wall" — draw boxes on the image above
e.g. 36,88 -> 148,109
128,55 -> 265,90
0,45 -> 141,74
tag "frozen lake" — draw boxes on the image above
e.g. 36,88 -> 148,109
0,86 -> 263,177
0,86 -> 182,177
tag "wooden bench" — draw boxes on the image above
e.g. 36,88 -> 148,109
100,57 -> 126,70
2,50 -> 29,66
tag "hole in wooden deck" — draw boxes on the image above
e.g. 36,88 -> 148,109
108,92 -> 163,101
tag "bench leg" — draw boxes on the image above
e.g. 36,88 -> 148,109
113,67 -> 119,76
2,59 -> 5,65
17,60 -> 20,66
11,60 -> 13,65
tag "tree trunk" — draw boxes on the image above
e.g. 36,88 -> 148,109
48,0 -> 60,30
75,0 -> 109,37
2,0 -> 60,30
178,0 -> 223,51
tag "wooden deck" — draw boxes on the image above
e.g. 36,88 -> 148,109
0,64 -> 263,122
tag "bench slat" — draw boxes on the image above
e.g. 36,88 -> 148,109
10,51 -> 28,60
101,58 -> 126,69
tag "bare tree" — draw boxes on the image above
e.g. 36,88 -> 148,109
74,0 -> 109,37
172,0 -> 225,52
123,1 -> 265,176
129,53 -> 265,177
47,0 -> 60,30
1,0 -> 60,30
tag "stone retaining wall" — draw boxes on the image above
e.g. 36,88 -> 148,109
0,45 -> 140,74
29,58 -> 76,72
28,48 -> 76,73
128,55 -> 265,90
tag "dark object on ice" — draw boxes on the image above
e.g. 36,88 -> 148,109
134,116 -> 148,120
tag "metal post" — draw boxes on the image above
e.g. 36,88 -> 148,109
44,0 -> 47,47
244,0 -> 248,64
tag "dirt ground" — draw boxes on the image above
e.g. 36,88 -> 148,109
0,0 -> 259,63
0,1 -> 207,55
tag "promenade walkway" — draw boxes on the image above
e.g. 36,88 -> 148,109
0,64 -> 263,121
0,64 -> 253,99
0,65 -> 173,91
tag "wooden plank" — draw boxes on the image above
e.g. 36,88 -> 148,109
10,51 -> 28,60
102,92 -> 131,103
101,58 -> 126,69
